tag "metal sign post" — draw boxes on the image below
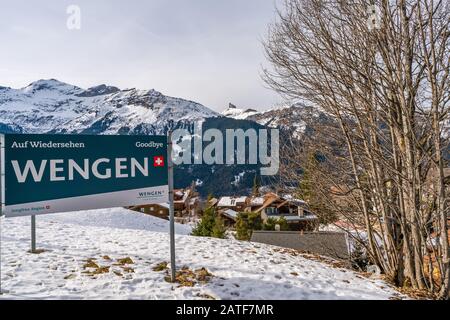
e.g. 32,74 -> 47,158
167,131 -> 176,282
0,135 -> 3,294
0,215 -> 2,295
31,215 -> 36,253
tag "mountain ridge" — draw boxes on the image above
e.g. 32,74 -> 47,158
0,79 -> 219,134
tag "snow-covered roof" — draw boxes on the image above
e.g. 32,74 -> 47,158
222,209 -> 239,220
250,197 -> 264,206
217,196 -> 247,207
174,189 -> 190,203
282,194 -> 307,205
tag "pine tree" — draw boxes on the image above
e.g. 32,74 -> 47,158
211,216 -> 226,239
236,212 -> 262,240
236,212 -> 250,240
192,206 -> 216,237
192,206 -> 227,239
263,217 -> 289,231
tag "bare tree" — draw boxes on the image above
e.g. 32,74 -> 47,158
263,0 -> 449,298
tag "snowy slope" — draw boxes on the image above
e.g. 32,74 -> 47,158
0,79 -> 218,134
0,208 -> 402,300
39,207 -> 192,235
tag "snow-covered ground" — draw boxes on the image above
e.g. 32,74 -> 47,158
0,208 -> 402,300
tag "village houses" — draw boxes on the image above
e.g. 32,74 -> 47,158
210,192 -> 318,231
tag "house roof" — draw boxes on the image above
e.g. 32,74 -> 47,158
282,194 -> 307,206
174,189 -> 190,204
250,197 -> 264,206
221,209 -> 239,221
254,194 -> 282,213
252,193 -> 311,213
159,203 -> 170,209
217,196 -> 248,207
208,198 -> 219,207
268,214 -> 318,222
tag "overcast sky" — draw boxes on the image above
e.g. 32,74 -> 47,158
0,0 -> 283,112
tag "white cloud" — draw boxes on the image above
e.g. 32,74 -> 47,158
0,0 -> 282,111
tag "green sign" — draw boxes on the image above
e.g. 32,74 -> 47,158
1,134 -> 169,217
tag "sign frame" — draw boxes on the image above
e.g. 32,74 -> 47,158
0,132 -> 177,293
1,133 -> 169,217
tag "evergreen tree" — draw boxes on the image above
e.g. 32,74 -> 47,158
236,213 -> 250,240
192,206 -> 216,237
236,212 -> 262,240
263,216 -> 289,231
192,206 -> 227,239
211,215 -> 226,239
298,151 -> 318,202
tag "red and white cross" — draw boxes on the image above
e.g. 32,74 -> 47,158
153,156 -> 165,167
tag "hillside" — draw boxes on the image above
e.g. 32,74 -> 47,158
0,208 -> 403,300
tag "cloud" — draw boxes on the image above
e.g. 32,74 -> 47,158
0,0 -> 281,111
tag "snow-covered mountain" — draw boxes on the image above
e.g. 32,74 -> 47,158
0,79 -> 218,134
221,103 -> 259,120
221,103 -> 330,139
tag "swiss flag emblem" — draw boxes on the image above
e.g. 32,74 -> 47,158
153,156 -> 165,167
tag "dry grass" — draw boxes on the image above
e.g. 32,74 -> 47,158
82,258 -> 110,276
161,265 -> 214,288
83,258 -> 99,269
395,287 -> 435,300
116,257 -> 134,265
152,261 -> 169,272
28,249 -> 47,254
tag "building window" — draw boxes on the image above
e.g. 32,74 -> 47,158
140,208 -> 145,213
266,207 -> 278,215
159,210 -> 163,214
298,207 -> 305,217
150,207 -> 154,211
